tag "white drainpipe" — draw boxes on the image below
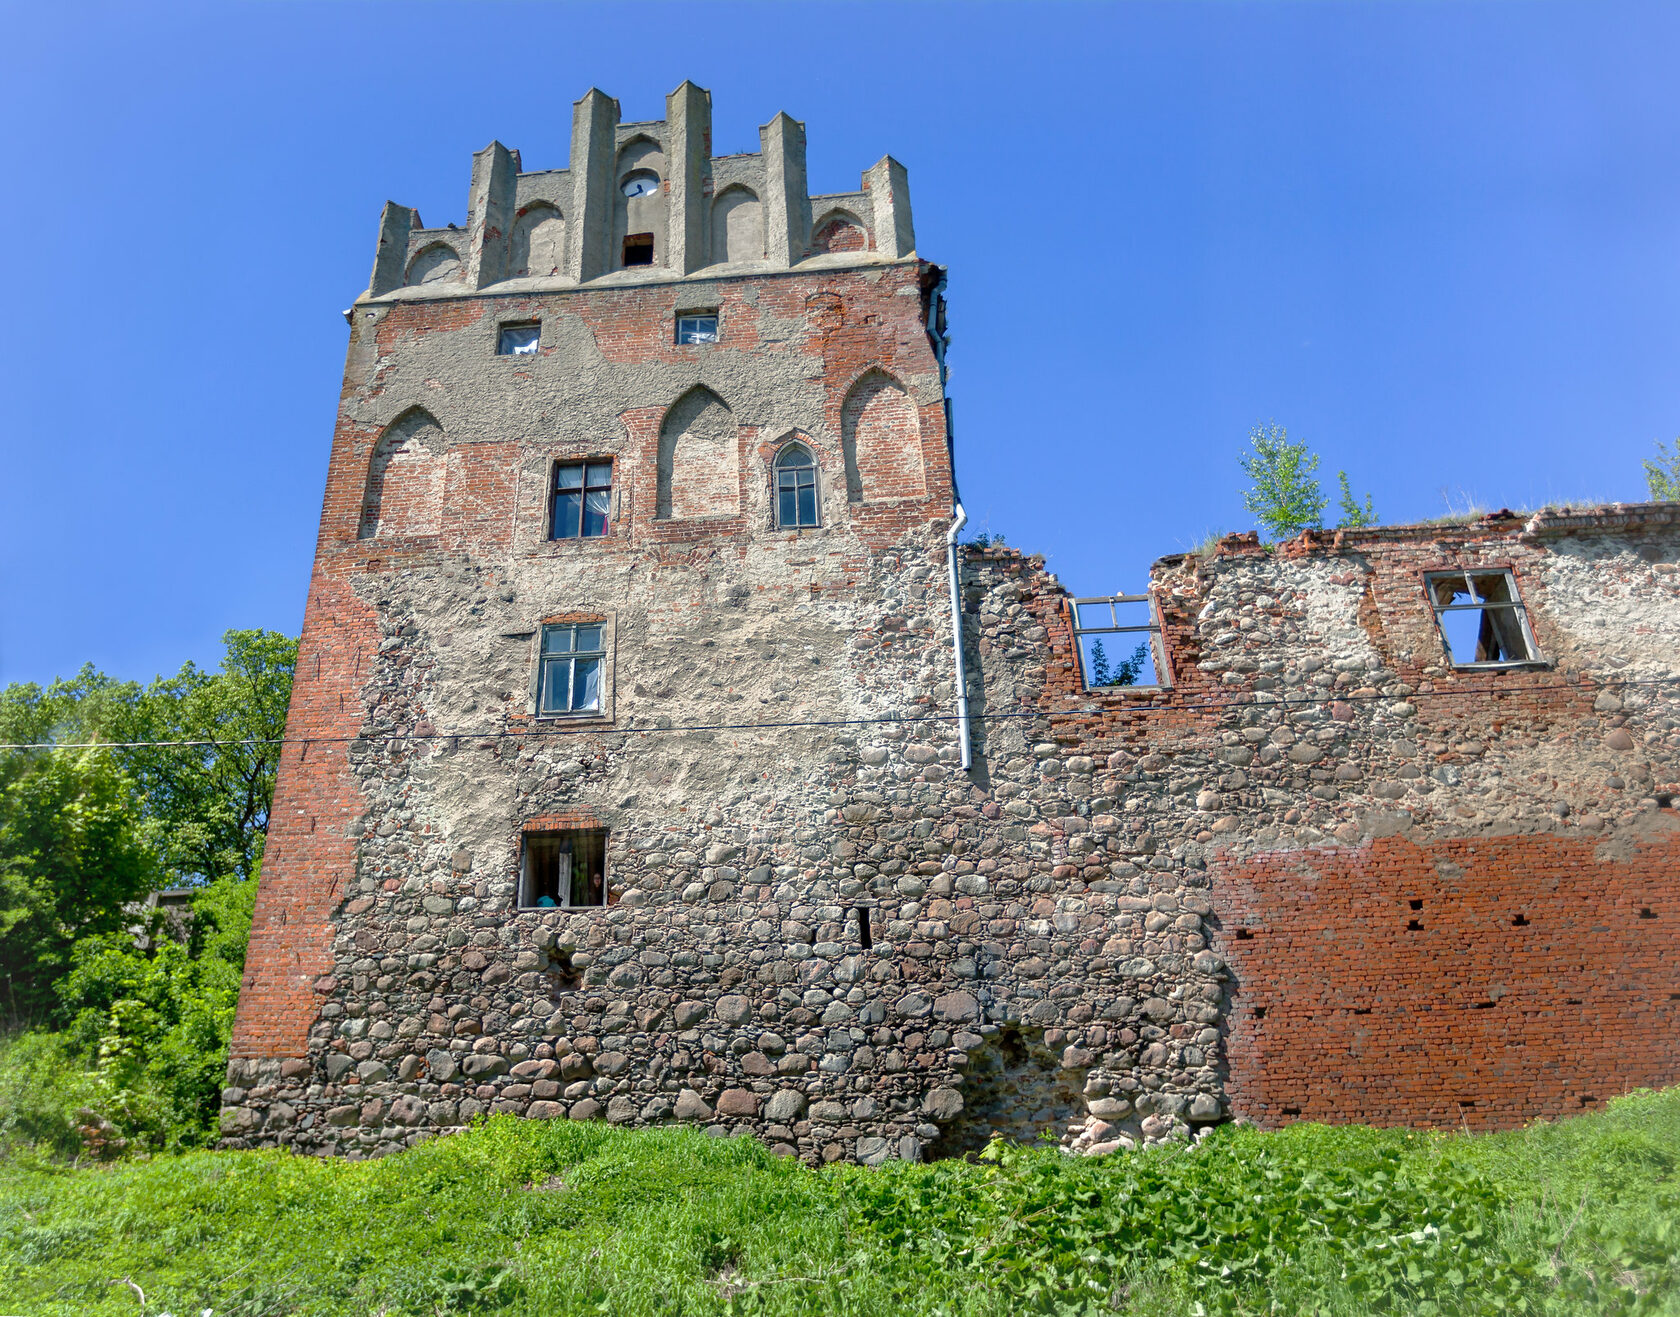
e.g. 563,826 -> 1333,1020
926,269 -> 972,773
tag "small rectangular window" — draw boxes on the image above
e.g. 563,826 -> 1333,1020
538,622 -> 606,715
497,323 -> 541,356
1070,594 -> 1169,690
520,828 -> 608,908
550,460 -> 613,540
676,312 -> 719,345
1426,569 -> 1540,668
623,233 -> 654,266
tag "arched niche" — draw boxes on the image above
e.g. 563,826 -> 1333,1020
510,203 -> 565,278
812,210 -> 868,255
657,386 -> 737,520
841,370 -> 924,503
614,137 -> 667,270
711,186 -> 764,266
359,408 -> 446,539
405,243 -> 463,286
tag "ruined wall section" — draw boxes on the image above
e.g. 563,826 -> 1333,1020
1004,513 -> 1680,1137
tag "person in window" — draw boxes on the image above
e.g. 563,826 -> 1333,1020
536,893 -> 557,908
587,869 -> 604,906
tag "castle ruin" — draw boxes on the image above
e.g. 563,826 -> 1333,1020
222,84 -> 1680,1161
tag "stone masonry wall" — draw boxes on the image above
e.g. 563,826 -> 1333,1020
225,250 -> 1680,1161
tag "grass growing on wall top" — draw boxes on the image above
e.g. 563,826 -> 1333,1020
1,1088 -> 1676,1316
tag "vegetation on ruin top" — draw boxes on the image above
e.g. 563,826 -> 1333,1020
0,1086 -> 1674,1316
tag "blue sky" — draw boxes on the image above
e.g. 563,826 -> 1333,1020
3,1 -> 1678,687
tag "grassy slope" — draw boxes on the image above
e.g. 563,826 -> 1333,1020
1,1089 -> 1675,1317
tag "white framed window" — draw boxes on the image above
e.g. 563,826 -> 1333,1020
497,322 -> 541,355
676,312 -> 718,345
775,444 -> 819,528
1425,569 -> 1542,668
1069,594 -> 1170,690
537,623 -> 606,715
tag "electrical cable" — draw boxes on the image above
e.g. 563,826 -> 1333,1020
2,673 -> 1674,754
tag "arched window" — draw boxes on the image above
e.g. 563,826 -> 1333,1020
775,444 -> 819,528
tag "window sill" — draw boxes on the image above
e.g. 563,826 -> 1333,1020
529,713 -> 613,727
1083,684 -> 1171,697
1446,660 -> 1549,672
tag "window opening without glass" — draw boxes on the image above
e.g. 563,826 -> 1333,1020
1425,569 -> 1540,668
520,828 -> 607,908
551,461 -> 612,540
1070,595 -> 1167,690
676,313 -> 718,345
775,445 -> 819,528
497,323 -> 540,356
538,623 -> 605,715
623,233 -> 654,266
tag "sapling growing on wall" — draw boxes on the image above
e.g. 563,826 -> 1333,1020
1644,438 -> 1680,501
1335,470 -> 1378,528
1239,422 -> 1328,541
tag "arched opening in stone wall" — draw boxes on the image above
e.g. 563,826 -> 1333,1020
657,386 -> 737,520
934,1025 -> 1086,1157
359,407 -> 445,540
614,137 -> 667,270
510,203 -> 565,278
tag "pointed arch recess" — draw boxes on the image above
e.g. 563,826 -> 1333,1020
511,203 -> 565,278
812,210 -> 868,255
359,407 -> 446,540
405,243 -> 463,286
657,386 -> 737,520
712,186 -> 764,266
840,370 -> 923,504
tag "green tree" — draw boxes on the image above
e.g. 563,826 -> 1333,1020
1643,439 -> 1680,500
0,750 -> 158,1025
1239,422 -> 1328,541
1335,470 -> 1378,528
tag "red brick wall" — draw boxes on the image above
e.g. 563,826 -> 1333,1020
1212,827 -> 1680,1129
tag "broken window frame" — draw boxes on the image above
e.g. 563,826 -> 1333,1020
774,443 -> 820,528
536,622 -> 607,717
1068,594 -> 1171,691
1424,568 -> 1544,669
675,311 -> 719,345
518,827 -> 609,909
496,322 -> 541,356
550,460 -> 614,540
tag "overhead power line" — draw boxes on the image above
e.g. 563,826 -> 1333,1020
0,674 -> 1671,754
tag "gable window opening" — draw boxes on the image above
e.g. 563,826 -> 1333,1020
776,445 -> 820,528
551,460 -> 613,540
1426,569 -> 1540,668
520,828 -> 608,908
538,622 -> 605,715
676,312 -> 719,345
497,323 -> 541,356
1070,594 -> 1168,691
623,233 -> 655,266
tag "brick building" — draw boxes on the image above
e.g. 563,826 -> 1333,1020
222,84 -> 1679,1161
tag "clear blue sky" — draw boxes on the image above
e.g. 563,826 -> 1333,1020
3,1 -> 1678,687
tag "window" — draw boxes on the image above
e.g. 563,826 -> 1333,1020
1425,569 -> 1540,668
551,461 -> 612,540
676,312 -> 718,345
520,828 -> 608,908
497,323 -> 540,356
775,445 -> 819,527
623,233 -> 654,266
538,623 -> 605,715
1070,594 -> 1168,690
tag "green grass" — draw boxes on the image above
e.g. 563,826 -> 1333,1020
1,1089 -> 1676,1316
